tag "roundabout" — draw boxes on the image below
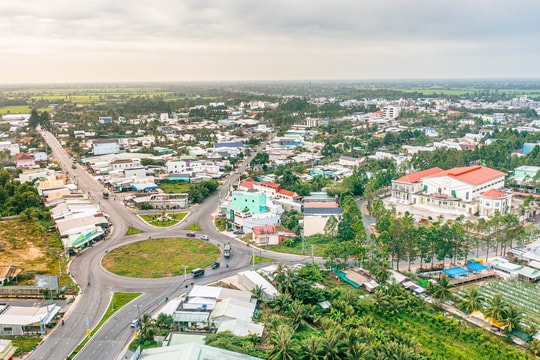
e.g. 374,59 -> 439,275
102,238 -> 221,278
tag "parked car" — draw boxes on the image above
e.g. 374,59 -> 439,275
200,235 -> 209,241
186,232 -> 196,237
233,230 -> 244,235
130,319 -> 139,328
211,262 -> 220,269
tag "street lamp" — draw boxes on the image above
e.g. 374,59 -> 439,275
183,265 -> 188,282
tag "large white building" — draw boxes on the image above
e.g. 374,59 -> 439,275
391,165 -> 511,217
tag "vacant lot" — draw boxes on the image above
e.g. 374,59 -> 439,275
102,238 -> 221,278
0,218 -> 68,284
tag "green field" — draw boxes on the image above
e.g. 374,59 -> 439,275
102,238 -> 220,278
158,182 -> 191,194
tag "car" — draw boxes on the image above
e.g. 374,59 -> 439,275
200,235 -> 209,241
233,230 -> 244,235
130,319 -> 139,328
186,232 -> 196,237
211,262 -> 220,269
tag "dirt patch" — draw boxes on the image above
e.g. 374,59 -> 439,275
0,219 -> 56,273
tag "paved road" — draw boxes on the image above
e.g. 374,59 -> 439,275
30,131 -> 304,360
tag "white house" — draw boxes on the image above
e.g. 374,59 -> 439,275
92,139 -> 120,155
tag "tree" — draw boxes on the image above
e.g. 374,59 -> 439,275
484,293 -> 507,322
324,215 -> 338,238
267,325 -> 299,360
429,275 -> 452,301
458,287 -> 485,314
337,213 -> 355,241
501,304 -> 522,333
251,284 -> 266,304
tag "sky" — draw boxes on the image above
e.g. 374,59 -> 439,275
1,0 -> 539,84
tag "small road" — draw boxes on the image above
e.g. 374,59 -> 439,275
29,131 -> 304,360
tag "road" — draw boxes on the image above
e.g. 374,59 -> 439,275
30,131 -> 304,360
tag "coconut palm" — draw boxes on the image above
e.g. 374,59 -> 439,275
430,275 -> 452,301
484,293 -> 507,322
501,304 -> 522,333
251,284 -> 266,304
458,287 -> 485,314
319,326 -> 347,360
267,325 -> 299,360
298,336 -> 322,360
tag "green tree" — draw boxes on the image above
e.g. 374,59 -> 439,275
458,287 -> 485,314
267,325 -> 299,360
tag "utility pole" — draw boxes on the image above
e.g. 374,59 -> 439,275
311,244 -> 315,264
135,304 -> 142,331
183,265 -> 188,282
301,229 -> 305,255
252,247 -> 255,270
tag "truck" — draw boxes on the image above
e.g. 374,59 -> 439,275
103,191 -> 110,199
223,244 -> 232,258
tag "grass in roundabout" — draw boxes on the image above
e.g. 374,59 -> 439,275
67,292 -> 141,360
126,227 -> 143,235
102,238 -> 220,278
185,223 -> 201,231
139,213 -> 187,228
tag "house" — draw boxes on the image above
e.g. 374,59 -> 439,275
0,266 -> 21,286
253,181 -> 281,197
252,225 -> 296,246
110,158 -> 141,171
167,160 -> 191,173
303,207 -> 344,236
138,342 -> 263,360
92,139 -> 120,155
391,165 -> 510,217
0,339 -> 15,360
514,166 -> 540,184
478,189 -> 512,217
237,270 -> 279,300
14,152 -> 35,168
33,152 -> 48,162
338,155 -> 362,168
230,191 -> 267,214
0,303 -> 60,335
209,298 -> 256,325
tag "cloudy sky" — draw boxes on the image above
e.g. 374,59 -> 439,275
1,0 -> 539,84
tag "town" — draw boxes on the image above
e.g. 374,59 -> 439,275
0,81 -> 540,359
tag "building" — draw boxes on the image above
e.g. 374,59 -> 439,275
478,189 -> 512,217
383,106 -> 401,119
0,303 -> 60,335
111,158 -> 141,171
167,160 -> 192,173
514,166 -> 540,184
0,339 -> 15,360
252,225 -> 296,246
92,139 -> 120,155
303,207 -> 344,236
391,167 -> 444,204
338,155 -> 362,168
138,342 -> 263,360
230,191 -> 267,214
14,152 -> 35,168
391,165 -> 509,216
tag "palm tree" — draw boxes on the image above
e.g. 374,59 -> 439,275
251,284 -> 266,304
430,275 -> 452,301
372,288 -> 389,312
287,300 -> 306,330
319,326 -> 347,360
299,336 -> 322,360
267,325 -> 298,360
501,304 -> 522,333
484,293 -> 507,322
458,287 -> 485,314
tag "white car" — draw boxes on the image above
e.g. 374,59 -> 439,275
200,235 -> 210,241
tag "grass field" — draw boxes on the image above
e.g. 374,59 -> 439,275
102,238 -> 220,278
0,218 -> 70,286
158,182 -> 191,194
139,213 -> 187,228
185,223 -> 201,231
126,227 -> 143,235
266,235 -> 328,257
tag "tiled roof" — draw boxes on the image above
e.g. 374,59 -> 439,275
14,152 -> 33,161
425,166 -> 505,186
260,181 -> 281,189
278,189 -> 295,197
239,178 -> 255,189
481,188 -> 507,198
253,225 -> 277,235
396,167 -> 444,183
